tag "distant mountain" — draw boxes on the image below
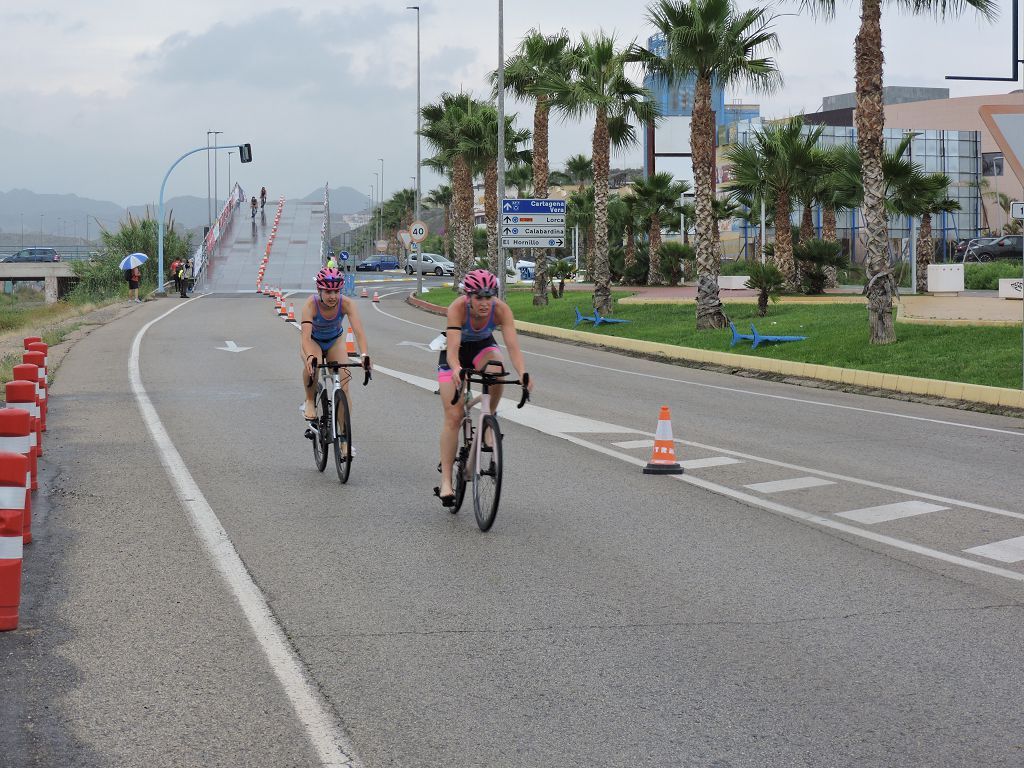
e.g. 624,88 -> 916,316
301,186 -> 373,215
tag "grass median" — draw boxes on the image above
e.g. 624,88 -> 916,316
416,287 -> 1022,389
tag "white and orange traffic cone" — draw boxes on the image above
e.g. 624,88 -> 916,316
345,328 -> 356,356
360,286 -> 368,298
372,291 -> 380,303
286,303 -> 295,321
642,406 -> 683,475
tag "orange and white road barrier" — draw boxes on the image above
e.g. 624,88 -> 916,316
0,410 -> 33,542
21,354 -> 47,430
372,291 -> 380,303
360,287 -> 368,298
345,328 -> 356,356
642,406 -> 683,475
0,452 -> 28,631
7,378 -> 41,459
286,303 -> 295,321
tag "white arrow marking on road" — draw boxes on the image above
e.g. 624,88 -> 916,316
216,340 -> 252,353
397,341 -> 432,352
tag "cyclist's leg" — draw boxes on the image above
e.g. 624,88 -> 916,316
301,342 -> 326,420
472,345 -> 505,415
437,364 -> 461,498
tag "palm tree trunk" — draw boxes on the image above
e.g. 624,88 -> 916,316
856,0 -> 896,344
799,204 -> 814,245
592,108 -> 612,315
485,161 -> 499,274
624,223 -> 636,278
692,75 -> 728,330
773,190 -> 796,286
452,156 -> 474,283
822,205 -> 838,287
443,205 -> 452,260
916,213 -> 933,293
533,99 -> 550,306
647,215 -> 663,286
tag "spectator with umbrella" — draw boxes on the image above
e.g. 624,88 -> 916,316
120,252 -> 147,303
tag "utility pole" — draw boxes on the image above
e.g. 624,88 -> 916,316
408,5 -> 422,295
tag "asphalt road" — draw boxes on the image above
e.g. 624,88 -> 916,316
3,203 -> 1023,767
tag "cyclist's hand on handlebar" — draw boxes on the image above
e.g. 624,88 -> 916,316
516,371 -> 532,409
305,355 -> 318,385
361,354 -> 372,385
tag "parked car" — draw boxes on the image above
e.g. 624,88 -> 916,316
972,234 -> 1023,262
957,237 -> 997,262
2,247 -> 61,263
406,252 -> 454,276
356,255 -> 400,271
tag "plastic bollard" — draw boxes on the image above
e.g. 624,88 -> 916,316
6,381 -> 41,462
22,352 -> 47,430
0,412 -> 33,544
13,364 -> 44,433
22,337 -> 41,351
26,342 -> 48,371
0,451 -> 28,630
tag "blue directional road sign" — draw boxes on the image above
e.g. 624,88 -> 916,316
501,198 -> 567,214
340,251 -> 350,261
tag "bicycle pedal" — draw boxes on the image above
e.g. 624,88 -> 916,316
304,427 -> 316,441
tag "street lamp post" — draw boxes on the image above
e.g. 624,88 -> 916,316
372,173 -> 379,248
379,157 -> 385,244
407,4 -> 422,295
227,151 -> 235,202
212,131 -> 222,218
496,0 -> 507,299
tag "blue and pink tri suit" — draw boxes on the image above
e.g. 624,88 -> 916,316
437,300 -> 502,383
310,295 -> 346,354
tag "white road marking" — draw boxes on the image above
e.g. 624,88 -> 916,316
612,439 -> 656,449
964,536 -> 1024,563
132,297 -> 360,768
679,456 -> 743,470
836,500 -> 948,525
745,477 -> 836,494
216,340 -> 252,353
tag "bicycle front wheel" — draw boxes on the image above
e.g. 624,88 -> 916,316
312,386 -> 329,472
333,389 -> 352,484
473,414 -> 503,531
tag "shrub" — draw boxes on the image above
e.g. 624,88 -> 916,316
793,238 -> 848,295
744,262 -> 785,316
657,242 -> 689,286
964,261 -> 1023,290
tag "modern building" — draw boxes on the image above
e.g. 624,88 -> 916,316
804,86 -> 951,128
642,34 -> 760,177
719,117 -> 983,263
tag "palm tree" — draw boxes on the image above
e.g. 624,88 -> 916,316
800,0 -> 995,344
630,172 -> 691,285
567,185 -> 595,279
724,117 -> 825,287
420,92 -> 485,282
630,0 -> 781,329
619,193 -> 643,277
425,183 -> 453,259
506,163 -> 533,198
460,105 -> 532,275
546,32 -> 659,314
565,153 -> 594,186
498,28 -> 572,306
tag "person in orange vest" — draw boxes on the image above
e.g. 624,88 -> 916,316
169,258 -> 182,294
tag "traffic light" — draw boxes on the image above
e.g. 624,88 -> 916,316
239,143 -> 253,163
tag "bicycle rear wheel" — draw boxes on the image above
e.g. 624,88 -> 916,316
473,414 -> 503,531
312,386 -> 329,472
333,388 -> 352,484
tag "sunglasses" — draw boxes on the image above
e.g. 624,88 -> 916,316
471,289 -> 497,298
320,288 -> 341,294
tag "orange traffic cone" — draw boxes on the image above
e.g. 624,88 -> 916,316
286,303 -> 295,321
345,328 -> 356,356
642,406 -> 683,475
360,286 -> 368,298
372,291 -> 380,303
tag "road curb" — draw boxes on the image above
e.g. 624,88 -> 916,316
405,292 -> 1023,411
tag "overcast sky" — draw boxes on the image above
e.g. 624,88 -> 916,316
0,0 -> 1014,208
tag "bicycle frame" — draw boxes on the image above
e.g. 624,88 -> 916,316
453,366 -> 529,481
311,359 -> 371,442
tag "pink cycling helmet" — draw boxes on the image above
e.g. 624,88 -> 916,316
463,269 -> 498,295
315,267 -> 344,290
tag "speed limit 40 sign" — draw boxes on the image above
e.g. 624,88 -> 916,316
410,220 -> 429,243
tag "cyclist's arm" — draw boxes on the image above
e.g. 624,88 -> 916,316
343,297 -> 370,363
445,298 -> 466,378
299,298 -> 319,377
495,301 -> 532,391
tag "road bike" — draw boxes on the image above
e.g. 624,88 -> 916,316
449,366 -> 530,531
306,357 -> 371,483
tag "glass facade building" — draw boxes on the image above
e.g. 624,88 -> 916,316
725,120 -> 982,262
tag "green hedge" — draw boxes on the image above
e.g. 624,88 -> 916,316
964,261 -> 1023,290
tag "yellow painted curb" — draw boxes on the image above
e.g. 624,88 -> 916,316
513,319 -> 1024,409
